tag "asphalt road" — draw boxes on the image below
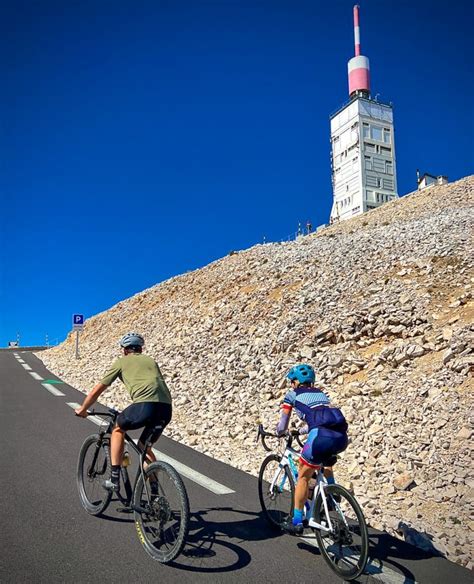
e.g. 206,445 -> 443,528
1,350 -> 472,584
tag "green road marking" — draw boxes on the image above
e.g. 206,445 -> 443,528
43,379 -> 64,385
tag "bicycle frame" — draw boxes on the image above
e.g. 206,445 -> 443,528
258,424 -> 369,580
88,410 -> 158,511
267,441 -> 334,534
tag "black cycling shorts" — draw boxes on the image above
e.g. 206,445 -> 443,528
117,402 -> 172,446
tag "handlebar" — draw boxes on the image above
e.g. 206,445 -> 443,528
256,424 -> 305,452
76,407 -> 120,419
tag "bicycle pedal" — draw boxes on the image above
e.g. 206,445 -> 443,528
103,479 -> 120,492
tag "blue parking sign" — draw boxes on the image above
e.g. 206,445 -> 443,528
73,314 -> 84,325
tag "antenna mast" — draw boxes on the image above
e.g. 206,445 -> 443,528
347,5 -> 371,98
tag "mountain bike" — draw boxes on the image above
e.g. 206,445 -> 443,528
77,408 -> 190,563
256,424 -> 368,581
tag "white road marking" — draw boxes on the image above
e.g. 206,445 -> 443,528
29,372 -> 44,380
300,533 -> 417,584
67,402 -> 111,427
151,447 -> 235,495
42,383 -> 65,397
65,402 -> 234,495
365,557 -> 417,583
21,363 -> 32,370
17,358 -> 25,363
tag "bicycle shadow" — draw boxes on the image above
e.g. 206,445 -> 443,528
297,526 -> 439,583
168,506 -> 281,573
362,529 -> 440,583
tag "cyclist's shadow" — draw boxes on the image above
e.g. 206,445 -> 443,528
169,506 -> 281,573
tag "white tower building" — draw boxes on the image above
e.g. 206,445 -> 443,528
329,5 -> 398,223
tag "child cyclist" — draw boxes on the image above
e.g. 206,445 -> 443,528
275,363 -> 348,534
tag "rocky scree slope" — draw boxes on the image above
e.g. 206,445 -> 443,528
39,176 -> 474,567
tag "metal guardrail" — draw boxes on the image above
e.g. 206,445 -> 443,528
0,346 -> 49,352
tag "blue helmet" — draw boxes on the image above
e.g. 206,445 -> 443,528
286,364 -> 315,384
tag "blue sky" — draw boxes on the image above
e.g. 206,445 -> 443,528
1,0 -> 473,347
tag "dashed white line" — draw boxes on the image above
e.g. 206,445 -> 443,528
67,402 -> 111,427
29,372 -> 44,381
151,447 -> 235,495
21,363 -> 32,370
42,383 -> 65,397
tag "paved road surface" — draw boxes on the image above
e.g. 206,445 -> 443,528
1,350 -> 472,584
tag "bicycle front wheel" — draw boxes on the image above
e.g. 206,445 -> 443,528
314,484 -> 369,581
77,434 -> 112,516
258,454 -> 295,529
133,461 -> 189,563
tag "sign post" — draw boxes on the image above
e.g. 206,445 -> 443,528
72,314 -> 84,359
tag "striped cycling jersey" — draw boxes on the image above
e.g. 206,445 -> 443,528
281,387 -> 331,430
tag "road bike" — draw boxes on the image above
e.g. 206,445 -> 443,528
77,408 -> 190,563
257,424 -> 368,581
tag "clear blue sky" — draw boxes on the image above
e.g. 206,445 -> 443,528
1,0 -> 473,347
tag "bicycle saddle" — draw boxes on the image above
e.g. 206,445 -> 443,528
320,454 -> 338,467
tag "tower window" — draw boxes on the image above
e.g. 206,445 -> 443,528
383,128 -> 391,143
372,126 -> 383,141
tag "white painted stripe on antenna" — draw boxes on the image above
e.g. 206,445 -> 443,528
354,26 -> 360,45
42,383 -> 65,396
21,363 -> 32,371
348,55 -> 370,72
29,372 -> 44,380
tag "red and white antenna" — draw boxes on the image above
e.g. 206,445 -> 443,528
347,5 -> 371,98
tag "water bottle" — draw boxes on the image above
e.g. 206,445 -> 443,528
288,454 -> 298,480
122,449 -> 131,467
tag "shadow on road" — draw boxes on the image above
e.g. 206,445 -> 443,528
169,506 -> 281,573
298,526 -> 441,583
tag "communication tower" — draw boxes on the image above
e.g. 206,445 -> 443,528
329,5 -> 398,222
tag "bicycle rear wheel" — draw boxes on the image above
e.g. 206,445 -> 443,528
133,461 -> 189,563
314,484 -> 369,581
258,454 -> 295,529
77,434 -> 112,516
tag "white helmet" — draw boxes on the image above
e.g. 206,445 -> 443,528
119,332 -> 145,348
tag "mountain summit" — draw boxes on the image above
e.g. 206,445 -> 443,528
39,175 -> 473,566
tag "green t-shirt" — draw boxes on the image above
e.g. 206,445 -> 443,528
100,354 -> 172,405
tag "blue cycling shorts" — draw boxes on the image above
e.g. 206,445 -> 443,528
300,427 -> 348,468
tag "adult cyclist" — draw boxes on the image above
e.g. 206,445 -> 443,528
275,363 -> 348,534
75,332 -> 172,491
